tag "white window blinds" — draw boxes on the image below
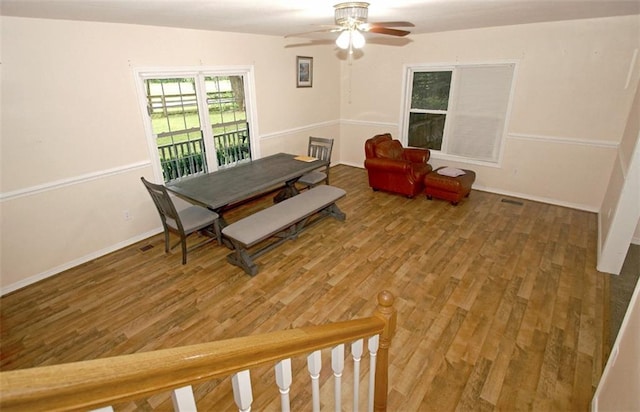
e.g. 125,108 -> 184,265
446,64 -> 514,162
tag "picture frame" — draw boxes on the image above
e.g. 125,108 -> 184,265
296,56 -> 313,88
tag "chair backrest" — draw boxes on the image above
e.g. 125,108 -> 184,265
140,177 -> 183,231
374,139 -> 404,160
364,133 -> 393,159
307,136 -> 334,162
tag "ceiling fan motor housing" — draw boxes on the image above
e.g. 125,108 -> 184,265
334,2 -> 369,26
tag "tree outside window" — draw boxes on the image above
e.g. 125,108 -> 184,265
408,71 -> 452,151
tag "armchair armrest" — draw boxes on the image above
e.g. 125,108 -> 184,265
403,148 -> 430,163
364,157 -> 411,173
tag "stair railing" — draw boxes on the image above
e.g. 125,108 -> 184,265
0,290 -> 396,412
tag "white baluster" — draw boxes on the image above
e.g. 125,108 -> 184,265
171,385 -> 197,411
352,339 -> 364,412
332,344 -> 345,412
367,335 -> 380,412
307,350 -> 322,412
232,370 -> 253,412
275,358 -> 292,412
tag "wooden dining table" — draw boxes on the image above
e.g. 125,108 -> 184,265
166,152 -> 328,221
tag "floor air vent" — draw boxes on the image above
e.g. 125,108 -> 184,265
139,244 -> 154,252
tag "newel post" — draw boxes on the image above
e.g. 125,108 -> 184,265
373,290 -> 396,412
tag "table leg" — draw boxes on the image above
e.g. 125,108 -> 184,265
211,209 -> 235,249
273,179 -> 300,203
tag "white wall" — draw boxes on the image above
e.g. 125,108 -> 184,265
337,15 -> 640,211
1,14 -> 639,293
592,273 -> 640,411
598,82 -> 640,274
0,17 -> 340,292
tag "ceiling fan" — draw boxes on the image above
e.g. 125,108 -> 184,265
286,2 -> 414,53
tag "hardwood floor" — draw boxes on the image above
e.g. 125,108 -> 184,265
0,165 -> 607,411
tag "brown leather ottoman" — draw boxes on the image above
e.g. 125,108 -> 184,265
424,167 -> 476,205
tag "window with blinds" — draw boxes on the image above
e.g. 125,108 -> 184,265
403,63 -> 515,164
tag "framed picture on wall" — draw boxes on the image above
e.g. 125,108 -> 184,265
296,56 -> 313,88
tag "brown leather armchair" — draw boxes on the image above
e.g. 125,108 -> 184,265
364,133 -> 432,198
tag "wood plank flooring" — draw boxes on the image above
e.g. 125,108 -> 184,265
0,165 -> 607,411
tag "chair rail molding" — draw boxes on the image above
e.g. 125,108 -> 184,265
260,120 -> 339,140
339,118 -> 397,128
337,120 -> 620,149
0,161 -> 151,202
508,132 -> 619,149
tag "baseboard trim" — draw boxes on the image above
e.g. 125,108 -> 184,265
340,160 -> 365,169
472,184 -> 599,212
1,227 -> 163,296
338,162 -> 598,212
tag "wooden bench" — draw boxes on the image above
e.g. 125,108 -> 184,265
222,185 -> 347,275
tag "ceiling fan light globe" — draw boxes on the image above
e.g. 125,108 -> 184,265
336,30 -> 351,49
351,29 -> 366,48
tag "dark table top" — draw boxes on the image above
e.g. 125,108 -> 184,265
167,153 -> 328,211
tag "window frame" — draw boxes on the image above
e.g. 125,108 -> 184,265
133,66 -> 260,183
406,67 -> 454,154
399,61 -> 517,167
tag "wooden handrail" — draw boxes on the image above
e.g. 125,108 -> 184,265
1,290 -> 396,412
374,289 -> 397,411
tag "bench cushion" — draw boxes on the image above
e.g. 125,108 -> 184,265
222,185 -> 346,247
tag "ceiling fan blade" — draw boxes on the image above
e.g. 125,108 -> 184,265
367,21 -> 415,28
285,27 -> 342,38
366,27 -> 411,37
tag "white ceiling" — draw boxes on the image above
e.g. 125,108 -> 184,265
2,0 -> 639,39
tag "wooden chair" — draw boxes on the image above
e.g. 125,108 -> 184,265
297,136 -> 334,189
141,177 -> 221,264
